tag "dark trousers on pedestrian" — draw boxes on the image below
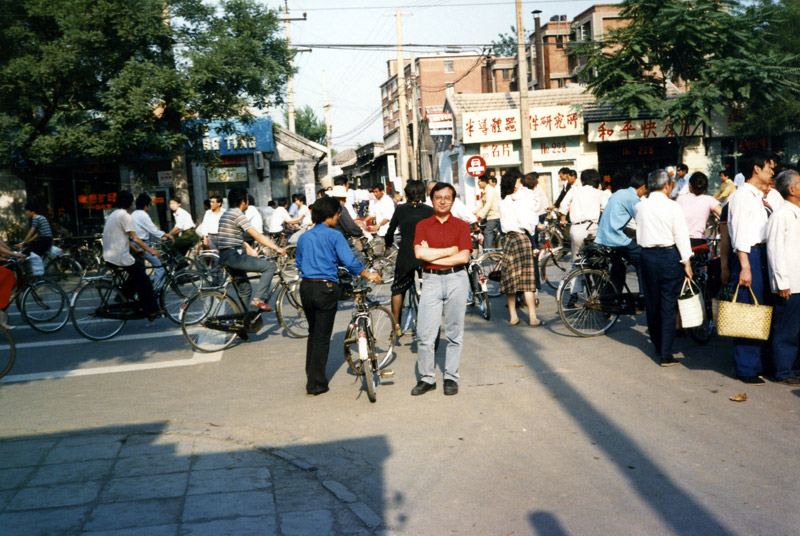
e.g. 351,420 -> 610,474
27,236 -> 53,258
640,246 -> 684,359
730,248 -> 770,377
771,294 -> 799,381
611,241 -> 643,296
121,257 -> 159,316
300,279 -> 340,394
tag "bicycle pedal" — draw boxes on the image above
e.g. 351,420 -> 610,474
378,369 -> 395,378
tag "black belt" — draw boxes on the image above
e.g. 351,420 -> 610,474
422,265 -> 465,275
751,243 -> 765,249
303,278 -> 337,283
643,245 -> 676,250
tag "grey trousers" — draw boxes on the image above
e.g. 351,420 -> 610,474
415,269 -> 469,384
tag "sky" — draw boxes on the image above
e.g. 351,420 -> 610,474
270,0 -> 621,152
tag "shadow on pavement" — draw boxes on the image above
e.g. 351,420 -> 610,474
0,422 -> 389,535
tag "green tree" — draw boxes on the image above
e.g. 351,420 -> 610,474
491,26 -> 518,58
283,105 -> 327,144
0,0 -> 291,206
571,0 -> 800,155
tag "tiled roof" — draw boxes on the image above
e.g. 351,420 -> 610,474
447,86 -> 596,115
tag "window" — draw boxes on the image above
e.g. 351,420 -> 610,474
444,60 -> 454,73
502,69 -> 510,80
391,100 -> 399,113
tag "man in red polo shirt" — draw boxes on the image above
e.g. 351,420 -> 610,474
411,182 -> 473,396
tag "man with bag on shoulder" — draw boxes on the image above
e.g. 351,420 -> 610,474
635,170 -> 693,367
766,169 -> 800,385
726,150 -> 774,385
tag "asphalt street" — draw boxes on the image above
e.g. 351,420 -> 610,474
1,285 -> 799,535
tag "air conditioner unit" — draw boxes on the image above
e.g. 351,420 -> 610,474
254,151 -> 264,170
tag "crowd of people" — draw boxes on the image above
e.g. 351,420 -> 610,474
4,149 -> 799,394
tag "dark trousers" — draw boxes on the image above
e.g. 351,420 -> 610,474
730,248 -> 770,376
640,247 -> 684,358
122,258 -> 159,316
771,294 -> 800,380
611,241 -> 643,295
27,236 -> 53,258
219,249 -> 277,306
300,279 -> 340,394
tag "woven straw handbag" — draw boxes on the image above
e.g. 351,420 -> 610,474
678,278 -> 704,328
716,284 -> 772,340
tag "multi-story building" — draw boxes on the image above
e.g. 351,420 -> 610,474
568,4 -> 627,79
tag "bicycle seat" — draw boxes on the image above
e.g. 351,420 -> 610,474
579,243 -> 613,266
351,287 -> 371,295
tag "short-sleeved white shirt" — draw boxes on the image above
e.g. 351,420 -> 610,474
172,206 -> 194,231
268,206 -> 291,233
103,209 -> 135,267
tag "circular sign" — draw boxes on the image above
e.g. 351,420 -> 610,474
465,155 -> 487,178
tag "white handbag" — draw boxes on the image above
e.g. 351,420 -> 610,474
678,278 -> 704,328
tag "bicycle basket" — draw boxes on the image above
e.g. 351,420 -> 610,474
577,243 -> 612,269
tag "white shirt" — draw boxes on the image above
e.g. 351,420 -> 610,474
766,202 -> 800,294
131,209 -> 165,243
103,209 -> 136,267
259,206 -> 275,226
533,185 -> 549,215
670,175 -> 690,199
499,189 -> 537,235
734,173 -> 746,189
244,205 -> 263,233
559,184 -> 607,223
268,206 -> 291,233
766,188 -> 785,212
172,206 -> 194,231
371,195 -> 396,236
296,205 -> 312,228
425,197 -> 477,224
634,191 -> 693,264
199,209 -> 222,236
728,182 -> 768,254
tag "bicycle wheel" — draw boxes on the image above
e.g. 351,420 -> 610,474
161,270 -> 208,324
71,280 -> 127,340
0,326 -> 15,379
688,291 -> 714,345
469,266 -> 491,321
343,320 -> 364,376
541,247 -> 571,290
363,339 -> 377,403
366,258 -> 394,306
21,279 -> 69,333
276,281 -> 308,338
399,287 -> 419,337
180,291 -> 242,352
478,252 -> 503,298
367,304 -> 396,369
557,268 -> 620,337
279,244 -> 299,280
46,255 -> 83,294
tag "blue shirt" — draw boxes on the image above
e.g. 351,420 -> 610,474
595,187 -> 641,248
297,224 -> 363,282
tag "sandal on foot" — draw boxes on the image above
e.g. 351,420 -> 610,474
529,319 -> 547,328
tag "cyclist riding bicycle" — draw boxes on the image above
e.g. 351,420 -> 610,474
102,191 -> 163,322
218,187 -> 285,313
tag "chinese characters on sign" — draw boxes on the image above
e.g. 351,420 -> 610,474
480,143 -> 520,166
586,119 -> 701,143
207,166 -> 248,183
77,192 -> 118,211
462,106 -> 583,144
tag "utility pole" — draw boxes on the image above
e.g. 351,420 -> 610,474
516,0 -> 533,173
394,9 -> 410,188
323,70 -> 333,183
282,0 -> 307,133
409,52 -> 420,183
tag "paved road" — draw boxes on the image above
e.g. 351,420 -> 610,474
1,288 -> 799,535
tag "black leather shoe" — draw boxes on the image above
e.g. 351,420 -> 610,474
306,386 -> 330,397
737,375 -> 765,385
660,356 -> 679,367
443,379 -> 458,395
411,381 -> 436,396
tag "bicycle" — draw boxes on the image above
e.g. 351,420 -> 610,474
179,263 -> 306,352
42,243 -> 83,294
0,324 -> 14,379
466,256 -> 491,320
342,286 -> 396,402
398,269 -> 421,338
685,241 -> 718,345
556,243 -> 642,337
354,236 -> 395,306
2,257 -> 70,334
70,258 -> 208,340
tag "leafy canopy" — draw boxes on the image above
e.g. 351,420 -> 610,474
571,0 -> 800,136
0,0 -> 292,168
283,105 -> 327,144
491,26 -> 518,58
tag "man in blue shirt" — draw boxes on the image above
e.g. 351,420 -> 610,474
297,196 -> 381,396
595,171 -> 648,293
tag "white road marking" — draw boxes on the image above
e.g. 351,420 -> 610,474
0,350 -> 223,383
14,331 -> 181,349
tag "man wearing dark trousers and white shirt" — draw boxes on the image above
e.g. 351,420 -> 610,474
412,183 -> 473,396
635,170 -> 693,367
766,169 -> 800,385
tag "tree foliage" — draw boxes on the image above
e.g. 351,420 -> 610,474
283,105 -> 327,144
571,0 -> 800,138
491,26 -> 518,58
0,0 -> 292,168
